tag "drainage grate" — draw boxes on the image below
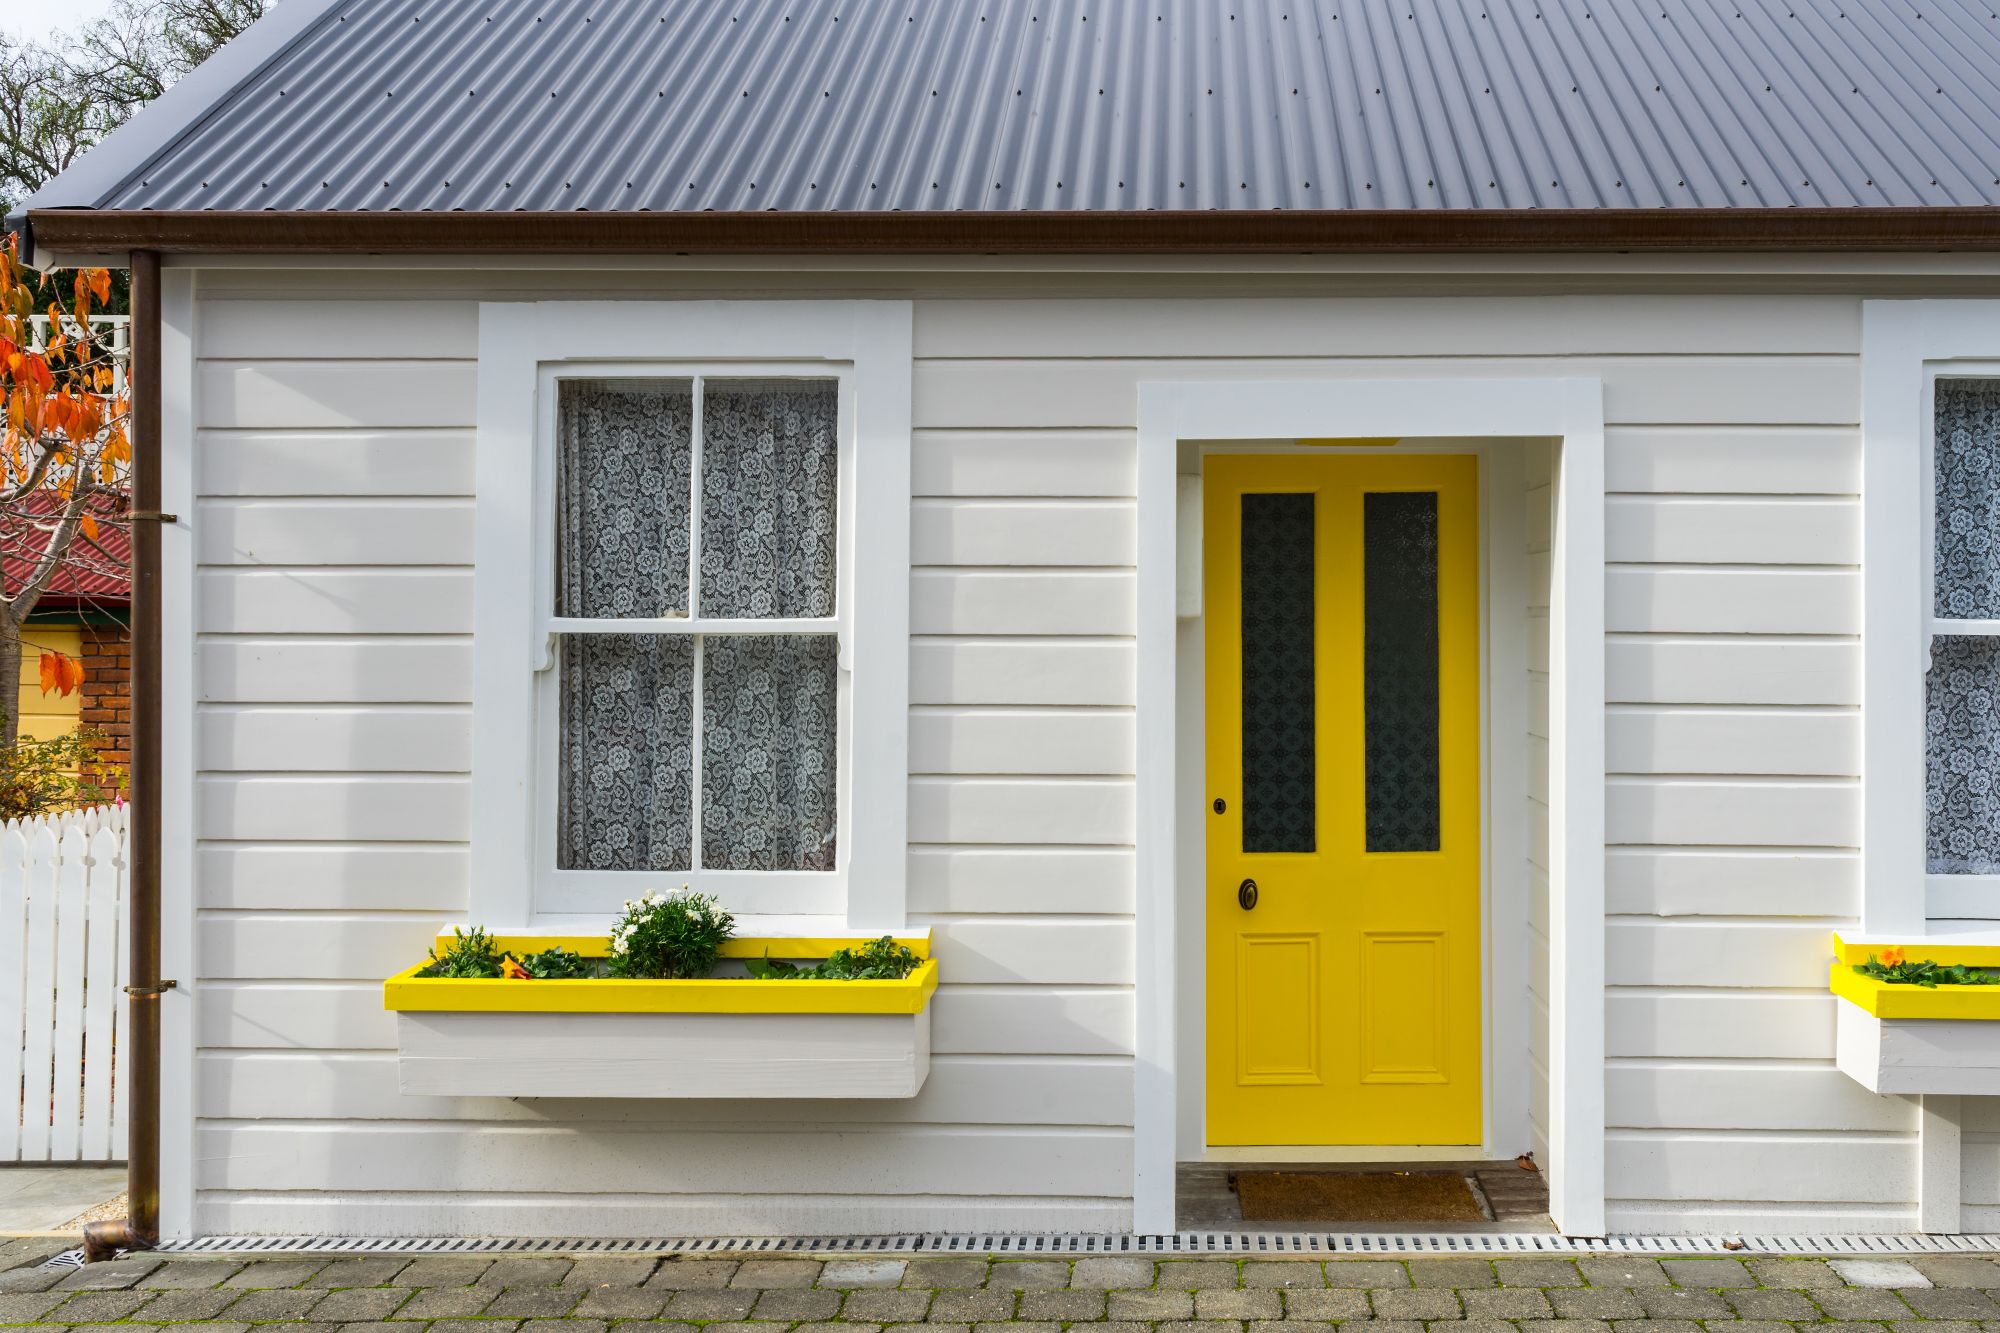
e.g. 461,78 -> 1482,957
37,1252 -> 85,1271
154,1231 -> 2000,1258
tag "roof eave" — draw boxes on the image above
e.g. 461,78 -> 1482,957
30,206 -> 2000,255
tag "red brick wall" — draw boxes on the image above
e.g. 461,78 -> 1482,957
78,623 -> 130,772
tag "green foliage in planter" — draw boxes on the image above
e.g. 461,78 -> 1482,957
1855,954 -> 2000,988
609,889 -> 735,979
516,946 -> 592,979
417,926 -> 503,979
747,935 -> 922,981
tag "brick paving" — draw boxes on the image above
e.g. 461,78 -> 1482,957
0,1249 -> 1995,1333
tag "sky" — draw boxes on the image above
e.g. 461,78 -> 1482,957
1,0 -> 119,43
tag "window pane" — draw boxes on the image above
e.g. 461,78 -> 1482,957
1928,634 -> 2000,875
1935,378 -> 2000,619
1241,492 -> 1316,854
558,634 -> 694,871
1365,491 -> 1442,854
700,379 -> 838,618
557,379 -> 693,618
702,635 -> 839,870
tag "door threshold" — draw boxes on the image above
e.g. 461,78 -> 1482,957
1202,1145 -> 1494,1164
1177,1158 -> 1553,1233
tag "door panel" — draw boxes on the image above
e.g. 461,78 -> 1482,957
1205,453 -> 1481,1147
1237,934 -> 1322,1084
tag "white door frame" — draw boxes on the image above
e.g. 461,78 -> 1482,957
1133,377 -> 1607,1236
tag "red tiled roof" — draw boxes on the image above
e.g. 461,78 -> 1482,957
0,492 -> 130,611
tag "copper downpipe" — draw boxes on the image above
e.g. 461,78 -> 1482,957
83,249 -> 163,1262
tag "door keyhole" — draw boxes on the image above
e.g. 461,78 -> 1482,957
1237,878 -> 1259,911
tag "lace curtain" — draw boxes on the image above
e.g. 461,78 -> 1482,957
702,380 -> 839,618
555,380 -> 692,618
1929,380 -> 2000,874
1935,380 -> 2000,619
555,377 -> 839,874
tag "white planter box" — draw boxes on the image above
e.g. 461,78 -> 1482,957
1836,1002 -> 2000,1096
384,935 -> 937,1100
394,1008 -> 931,1099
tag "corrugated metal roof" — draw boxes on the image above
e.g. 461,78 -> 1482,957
49,0 -> 2000,216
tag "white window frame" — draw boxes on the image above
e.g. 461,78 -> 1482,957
472,301 -> 913,932
1862,300 -> 2000,931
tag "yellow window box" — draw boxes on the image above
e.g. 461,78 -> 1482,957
1829,932 -> 2000,1094
383,934 -> 938,1099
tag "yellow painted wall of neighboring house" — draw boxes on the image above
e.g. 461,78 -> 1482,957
15,625 -> 83,741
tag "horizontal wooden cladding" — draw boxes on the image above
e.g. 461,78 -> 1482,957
197,1051 -> 1134,1126
1606,639 -> 1856,706
199,639 -> 471,704
1607,1200 -> 1913,1233
199,706 -> 470,773
199,912 -> 1130,986
912,499 -> 1135,566
200,982 -> 1134,1056
41,206 -> 2000,253
913,433 -> 1135,499
913,357 -> 1856,430
1604,428 -> 1858,495
910,708 -> 1134,776
1606,1064 -> 1915,1133
199,571 -> 472,635
1604,569 -> 1857,635
915,296 -> 1861,358
909,777 -> 1134,846
1606,919 -> 1844,989
907,847 -> 1134,916
199,501 -> 474,566
1604,497 -> 1857,566
199,913 -> 437,981
911,640 -> 1134,706
1604,1133 -> 1915,1205
197,431 -> 473,498
925,920 -> 1135,986
1606,708 -> 1857,777
1606,848 -> 1857,918
193,1191 -> 1131,1240
911,571 -> 1134,636
198,775 -> 469,842
200,301 -> 479,361
1607,992 -> 1834,1060
192,1122 -> 1132,1198
199,362 -> 476,431
198,845 -> 469,912
1606,777 -> 1857,847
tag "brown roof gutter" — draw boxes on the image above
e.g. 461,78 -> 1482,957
27,205 -> 2000,254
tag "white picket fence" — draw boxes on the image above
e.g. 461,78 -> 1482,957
0,805 -> 128,1162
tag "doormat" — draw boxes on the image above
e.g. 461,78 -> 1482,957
1233,1170 -> 1492,1224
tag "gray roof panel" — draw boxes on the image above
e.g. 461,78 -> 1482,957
46,0 -> 2000,216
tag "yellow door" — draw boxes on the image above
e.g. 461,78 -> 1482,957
1205,453 -> 1481,1147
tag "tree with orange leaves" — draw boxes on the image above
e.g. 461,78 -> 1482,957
0,233 -> 129,752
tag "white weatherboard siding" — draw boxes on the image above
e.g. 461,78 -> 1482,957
192,292 -> 1135,1237
191,283 -> 1885,1236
